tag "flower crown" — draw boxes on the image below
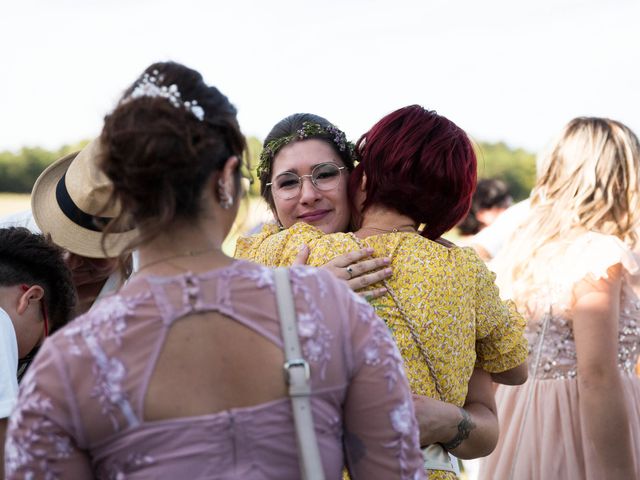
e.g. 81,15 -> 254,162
257,121 -> 355,178
125,69 -> 205,121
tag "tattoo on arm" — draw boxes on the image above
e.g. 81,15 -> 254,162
441,408 -> 476,451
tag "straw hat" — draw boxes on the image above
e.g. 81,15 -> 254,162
31,138 -> 137,258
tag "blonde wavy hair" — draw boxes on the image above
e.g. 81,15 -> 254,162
496,117 -> 640,296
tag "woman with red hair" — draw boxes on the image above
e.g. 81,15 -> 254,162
237,106 -> 528,479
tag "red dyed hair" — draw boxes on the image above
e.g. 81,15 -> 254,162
349,105 -> 477,240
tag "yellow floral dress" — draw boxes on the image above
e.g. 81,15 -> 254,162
236,222 -> 528,480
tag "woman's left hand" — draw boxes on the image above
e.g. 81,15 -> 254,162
293,244 -> 390,299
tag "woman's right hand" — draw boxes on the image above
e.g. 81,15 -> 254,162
293,245 -> 391,300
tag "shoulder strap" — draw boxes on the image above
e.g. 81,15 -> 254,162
382,281 -> 445,400
273,268 -> 325,480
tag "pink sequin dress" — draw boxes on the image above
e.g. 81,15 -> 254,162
5,262 -> 425,479
479,232 -> 640,479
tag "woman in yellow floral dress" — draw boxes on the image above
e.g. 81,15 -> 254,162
236,107 -> 528,479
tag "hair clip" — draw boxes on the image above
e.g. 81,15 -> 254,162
126,70 -> 205,121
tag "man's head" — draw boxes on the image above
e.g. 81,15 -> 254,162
0,227 -> 77,358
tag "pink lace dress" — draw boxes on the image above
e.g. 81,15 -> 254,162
5,261 -> 425,479
479,232 -> 640,479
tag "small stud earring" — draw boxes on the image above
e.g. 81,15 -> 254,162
218,179 -> 233,210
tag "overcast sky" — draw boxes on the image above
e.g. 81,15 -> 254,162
1,0 -> 638,153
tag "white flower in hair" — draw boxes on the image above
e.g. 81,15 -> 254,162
126,70 -> 205,121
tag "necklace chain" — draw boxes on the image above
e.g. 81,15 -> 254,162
359,223 -> 417,234
137,246 -> 222,273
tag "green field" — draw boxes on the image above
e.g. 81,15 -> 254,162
0,193 -> 30,216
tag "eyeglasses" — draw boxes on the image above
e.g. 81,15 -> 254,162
20,284 -> 49,339
266,163 -> 346,200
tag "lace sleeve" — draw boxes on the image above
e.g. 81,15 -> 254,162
341,291 -> 425,480
464,248 -> 529,373
5,339 -> 92,479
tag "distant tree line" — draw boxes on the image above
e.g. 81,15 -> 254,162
475,142 -> 536,201
0,141 -> 89,193
0,138 -> 536,199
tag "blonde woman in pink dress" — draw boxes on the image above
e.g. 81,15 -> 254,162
479,117 -> 640,479
4,62 -> 425,479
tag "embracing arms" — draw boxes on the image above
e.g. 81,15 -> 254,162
295,244 -> 391,299
413,368 -> 498,459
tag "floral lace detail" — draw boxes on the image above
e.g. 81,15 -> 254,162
90,355 -> 129,429
5,371 -> 73,479
63,292 -> 150,355
387,399 -> 422,480
290,265 -> 329,296
289,267 -> 333,377
98,451 -> 156,479
217,262 -> 276,306
390,399 -> 414,435
231,262 -> 276,289
63,292 -> 149,430
355,294 -> 404,391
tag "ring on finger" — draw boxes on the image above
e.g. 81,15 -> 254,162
346,265 -> 354,279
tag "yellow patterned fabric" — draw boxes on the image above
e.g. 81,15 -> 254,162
236,222 -> 528,480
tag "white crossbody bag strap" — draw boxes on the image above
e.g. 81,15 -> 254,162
273,268 -> 325,480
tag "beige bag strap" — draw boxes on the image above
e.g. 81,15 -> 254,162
350,235 -> 445,399
382,281 -> 445,399
383,281 -> 459,473
273,268 -> 325,480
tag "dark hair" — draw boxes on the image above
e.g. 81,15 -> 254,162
349,105 -> 477,240
100,61 -> 247,255
457,178 -> 512,235
0,227 -> 77,333
259,113 -> 356,211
